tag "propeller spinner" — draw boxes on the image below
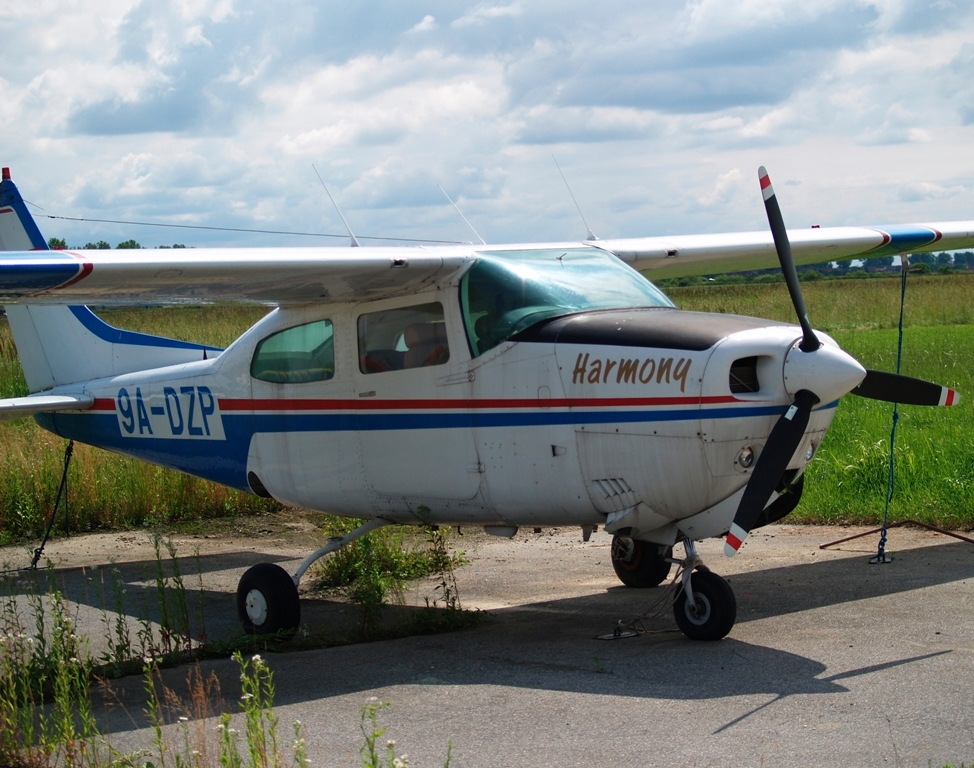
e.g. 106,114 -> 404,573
724,168 -> 961,557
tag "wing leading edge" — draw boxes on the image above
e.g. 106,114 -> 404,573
2,169 -> 972,305
596,221 -> 974,278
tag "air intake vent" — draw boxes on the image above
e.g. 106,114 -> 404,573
594,478 -> 633,499
729,357 -> 760,394
591,477 -> 638,513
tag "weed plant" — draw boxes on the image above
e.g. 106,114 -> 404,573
312,521 -> 471,638
0,538 -> 458,768
0,570 -> 102,768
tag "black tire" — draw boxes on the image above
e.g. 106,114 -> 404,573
237,563 -> 301,637
673,570 -> 736,641
610,536 -> 673,588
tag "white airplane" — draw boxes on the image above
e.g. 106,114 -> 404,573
0,166 -> 968,641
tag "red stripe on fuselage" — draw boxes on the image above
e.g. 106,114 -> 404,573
220,395 -> 743,412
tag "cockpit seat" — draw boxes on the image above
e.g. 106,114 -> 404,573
403,323 -> 449,369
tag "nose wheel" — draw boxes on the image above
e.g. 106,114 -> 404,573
672,543 -> 737,641
236,563 -> 301,636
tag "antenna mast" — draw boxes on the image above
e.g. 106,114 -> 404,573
313,164 -> 360,247
553,156 -> 598,241
437,185 -> 486,245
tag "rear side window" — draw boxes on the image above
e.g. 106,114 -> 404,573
358,302 -> 450,374
251,320 -> 334,383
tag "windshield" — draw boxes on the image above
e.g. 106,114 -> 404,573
459,248 -> 674,357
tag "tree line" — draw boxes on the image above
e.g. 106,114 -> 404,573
47,238 -> 187,250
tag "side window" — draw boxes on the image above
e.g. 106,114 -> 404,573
251,320 -> 334,383
358,302 -> 450,374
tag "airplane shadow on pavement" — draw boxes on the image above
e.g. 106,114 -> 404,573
66,539 -> 971,735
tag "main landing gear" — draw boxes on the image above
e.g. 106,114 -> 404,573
236,517 -> 392,636
610,535 -> 737,641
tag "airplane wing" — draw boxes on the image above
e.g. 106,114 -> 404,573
594,221 -> 974,278
1,220 -> 972,305
0,247 -> 477,305
2,167 -> 973,304
0,393 -> 93,423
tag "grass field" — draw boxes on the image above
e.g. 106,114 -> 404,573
0,271 -> 971,541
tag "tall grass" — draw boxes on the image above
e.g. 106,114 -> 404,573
667,271 -> 974,331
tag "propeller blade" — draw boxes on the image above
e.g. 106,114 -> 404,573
725,389 -> 819,556
852,369 -> 961,407
759,166 -> 820,352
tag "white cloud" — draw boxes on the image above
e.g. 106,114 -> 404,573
697,168 -> 745,207
0,0 -> 971,249
452,3 -> 522,28
409,15 -> 437,33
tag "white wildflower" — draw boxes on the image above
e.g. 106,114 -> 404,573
178,716 -> 189,722
241,693 -> 254,701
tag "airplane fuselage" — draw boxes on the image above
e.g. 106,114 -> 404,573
36,282 -> 838,545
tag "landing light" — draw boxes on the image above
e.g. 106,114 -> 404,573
737,447 -> 755,469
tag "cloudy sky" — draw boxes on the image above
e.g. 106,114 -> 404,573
1,0 -> 972,249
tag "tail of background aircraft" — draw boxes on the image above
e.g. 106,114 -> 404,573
0,168 -> 220,393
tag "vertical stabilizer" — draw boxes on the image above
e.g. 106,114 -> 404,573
0,167 -> 48,251
0,169 -> 221,392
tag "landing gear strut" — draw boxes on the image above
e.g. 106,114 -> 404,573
672,540 -> 736,641
236,517 -> 392,636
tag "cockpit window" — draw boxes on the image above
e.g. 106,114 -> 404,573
251,320 -> 334,383
459,248 -> 674,357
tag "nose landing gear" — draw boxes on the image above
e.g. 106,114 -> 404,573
672,540 -> 737,641
610,537 -> 737,640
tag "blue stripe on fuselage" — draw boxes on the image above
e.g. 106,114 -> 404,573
40,401 -> 837,493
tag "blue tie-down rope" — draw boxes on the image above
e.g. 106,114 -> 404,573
872,260 -> 909,565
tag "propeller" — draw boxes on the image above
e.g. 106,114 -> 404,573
853,369 -> 959,407
724,167 -> 961,557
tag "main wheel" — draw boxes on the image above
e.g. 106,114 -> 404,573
237,563 -> 301,637
673,570 -> 736,641
611,536 -> 673,588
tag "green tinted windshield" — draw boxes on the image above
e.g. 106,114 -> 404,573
460,248 -> 674,357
